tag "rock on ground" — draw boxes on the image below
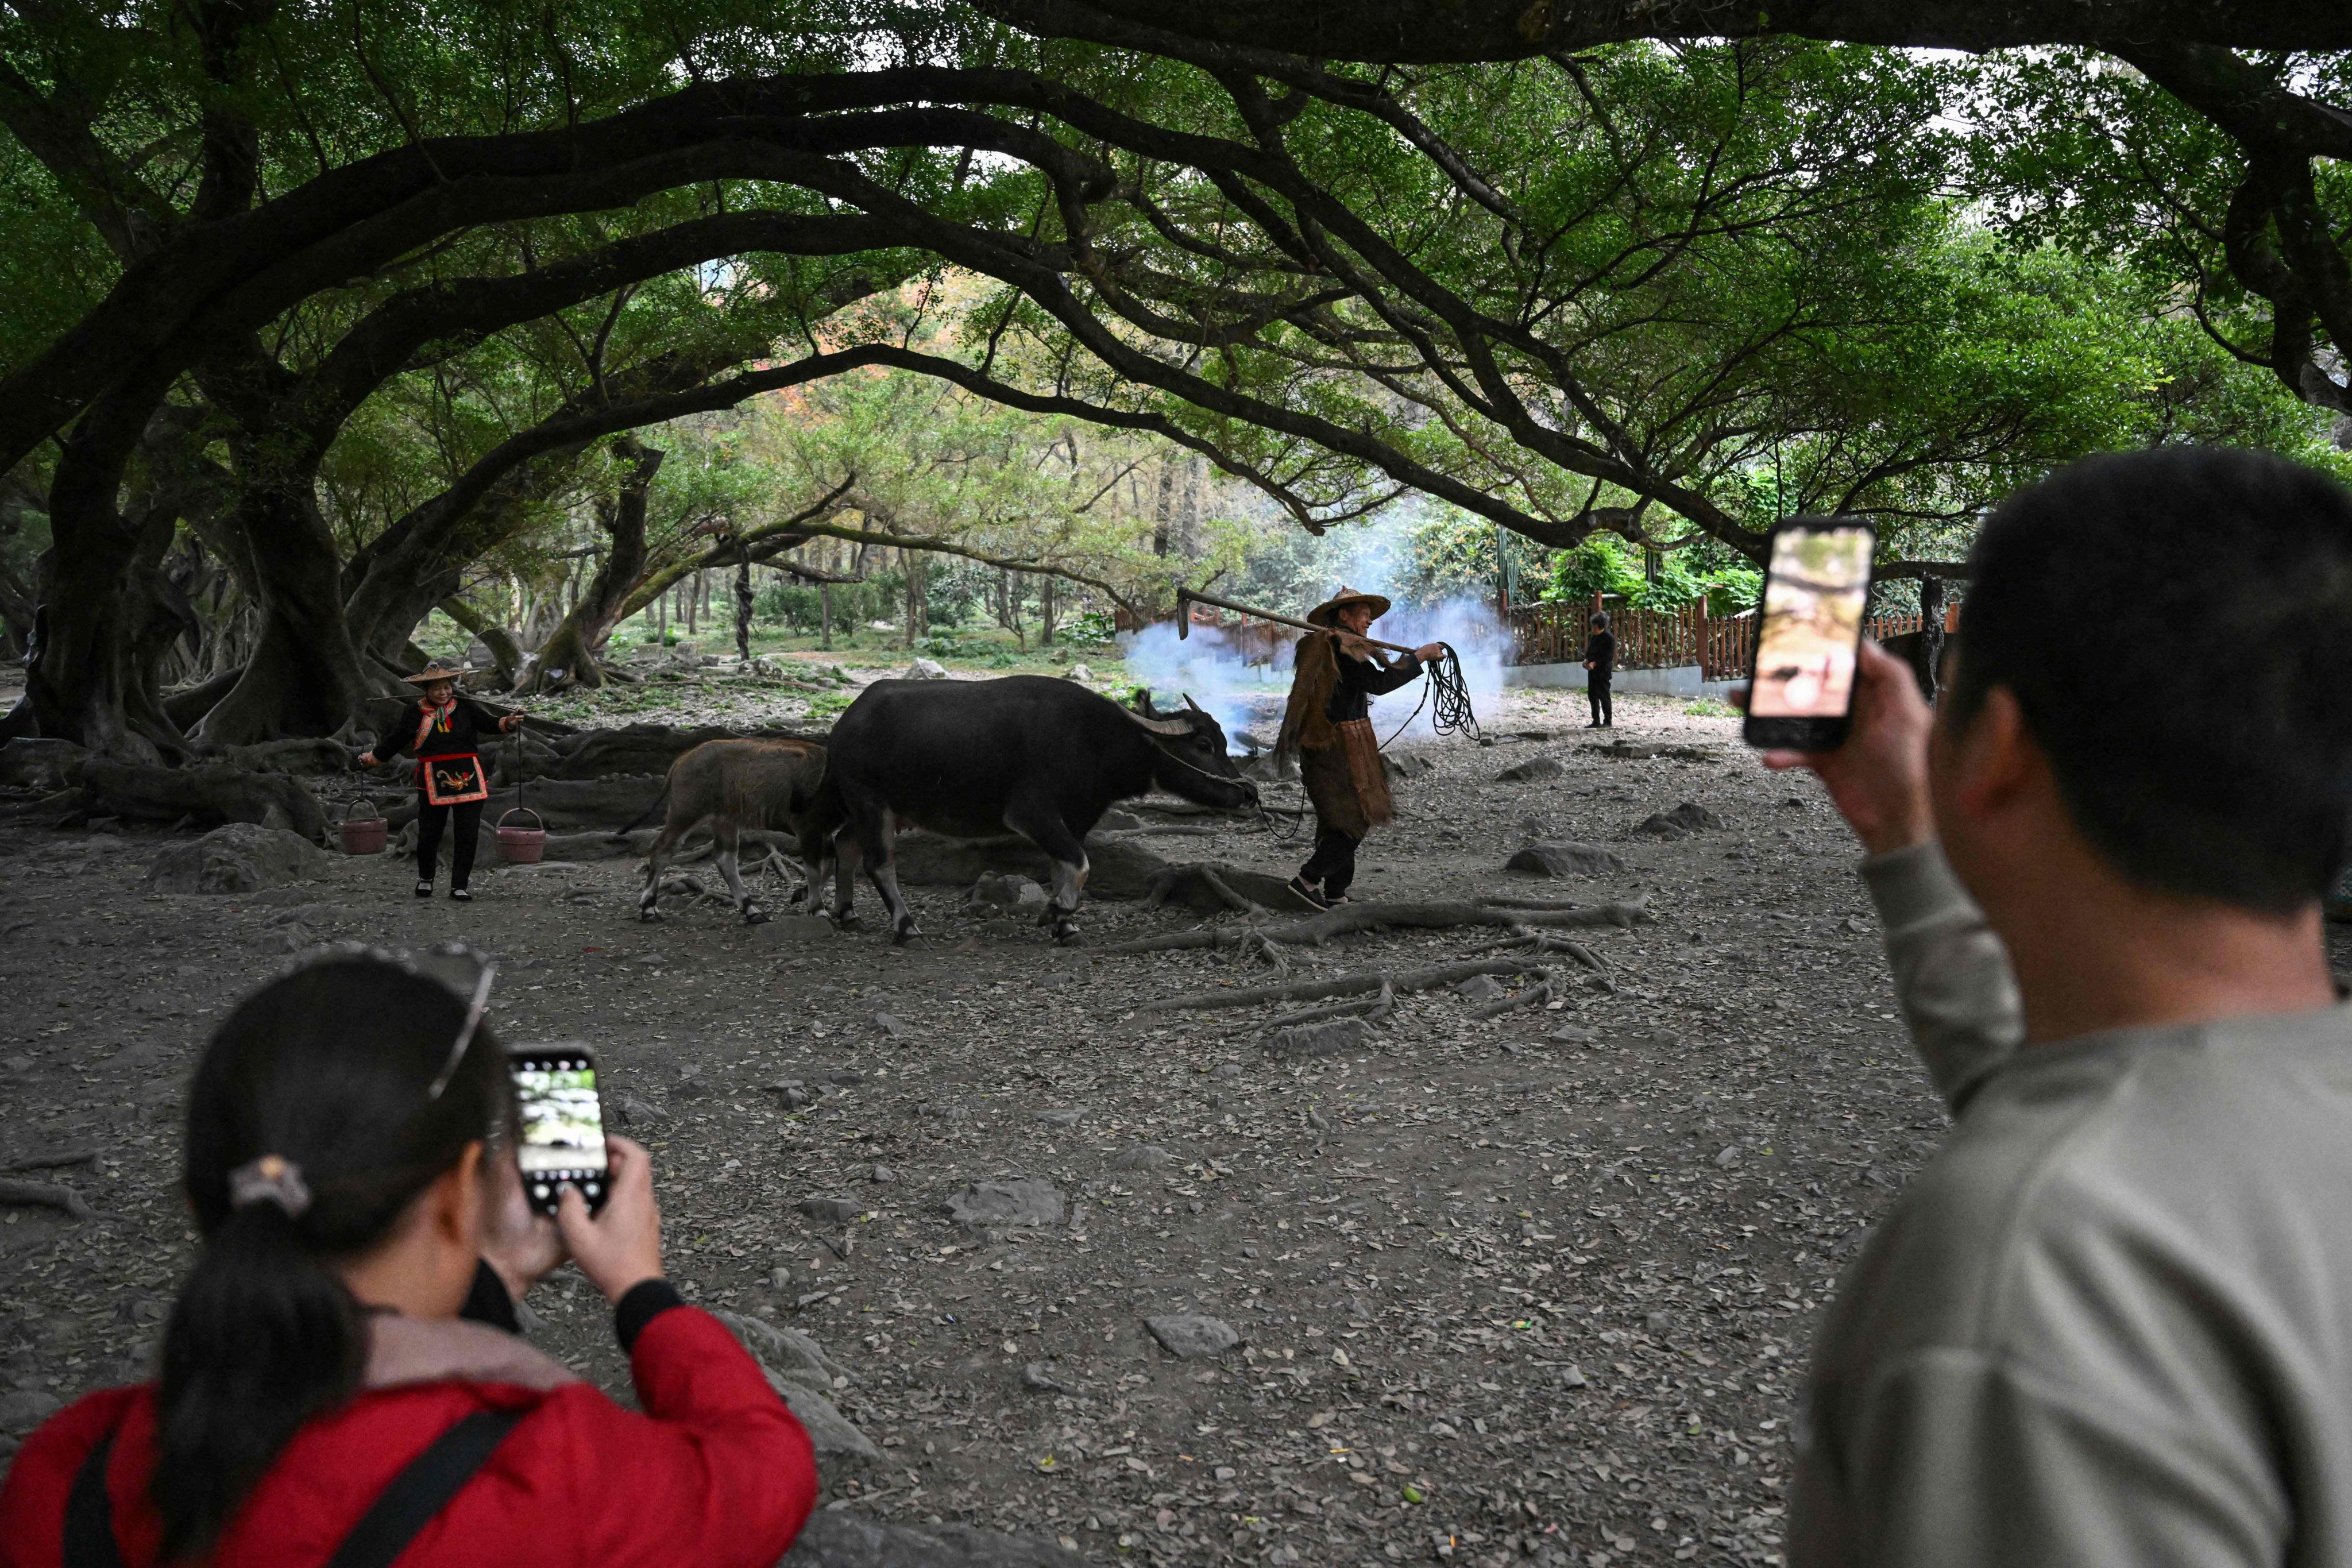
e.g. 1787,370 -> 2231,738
903,659 -> 949,680
1493,755 -> 1566,783
1144,1314 -> 1241,1360
947,1177 -> 1064,1230
1266,1017 -> 1370,1057
1505,840 -> 1629,876
1636,800 -> 1725,836
147,823 -> 330,894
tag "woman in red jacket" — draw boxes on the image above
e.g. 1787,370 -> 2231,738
0,953 -> 816,1567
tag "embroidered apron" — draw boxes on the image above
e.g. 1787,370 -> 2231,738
412,703 -> 489,807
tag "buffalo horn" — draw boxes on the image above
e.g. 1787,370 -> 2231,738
1122,706 -> 1194,737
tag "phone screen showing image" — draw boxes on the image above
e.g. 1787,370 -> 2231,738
509,1048 -> 609,1216
1745,523 -> 1876,749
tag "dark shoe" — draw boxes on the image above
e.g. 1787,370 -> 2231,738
1287,875 -> 1330,910
414,880 -> 434,898
449,887 -> 472,902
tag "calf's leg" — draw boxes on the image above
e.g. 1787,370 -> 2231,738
638,818 -> 692,921
713,818 -> 766,923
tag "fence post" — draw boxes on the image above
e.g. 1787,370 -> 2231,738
1695,594 -> 1711,679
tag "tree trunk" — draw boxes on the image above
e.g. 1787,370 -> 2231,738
1152,461 -> 1174,557
1007,570 -> 1025,649
733,552 -> 752,663
21,378 -> 176,758
438,597 -> 525,688
516,438 -> 663,693
192,479 -> 374,746
820,580 -> 834,650
1040,576 -> 1056,646
902,549 -> 928,649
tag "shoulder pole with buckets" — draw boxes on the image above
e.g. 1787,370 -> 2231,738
495,725 -> 546,864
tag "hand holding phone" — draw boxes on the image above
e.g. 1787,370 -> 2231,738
1750,638 -> 1937,856
557,1136 -> 665,1305
1744,520 -> 1876,752
509,1046 -> 610,1217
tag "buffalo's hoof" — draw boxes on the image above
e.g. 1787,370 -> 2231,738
638,907 -> 664,923
1053,924 -> 1084,947
828,911 -> 865,931
890,922 -> 923,946
743,906 -> 771,925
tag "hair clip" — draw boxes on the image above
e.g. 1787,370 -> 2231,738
227,1154 -> 312,1218
427,962 -> 497,1100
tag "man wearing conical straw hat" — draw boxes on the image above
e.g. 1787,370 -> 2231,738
1275,588 -> 1443,909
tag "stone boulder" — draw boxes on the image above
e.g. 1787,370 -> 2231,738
1635,800 -> 1724,837
968,874 -> 1049,916
149,823 -> 331,894
0,737 -> 85,791
1144,1314 -> 1241,1360
1494,755 -> 1566,783
1505,841 -> 1629,877
902,658 -> 949,681
708,1310 -> 878,1461
947,1177 -> 1064,1230
1267,1017 -> 1370,1057
890,832 -> 1171,901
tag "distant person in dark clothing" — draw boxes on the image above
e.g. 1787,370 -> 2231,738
1275,586 -> 1443,908
1583,613 -> 1616,728
357,664 -> 526,901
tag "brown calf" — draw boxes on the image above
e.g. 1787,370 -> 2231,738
636,738 -> 842,924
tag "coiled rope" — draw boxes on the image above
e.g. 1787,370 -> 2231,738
1381,643 -> 1482,748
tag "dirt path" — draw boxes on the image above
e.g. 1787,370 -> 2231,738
4,686 -> 2345,1568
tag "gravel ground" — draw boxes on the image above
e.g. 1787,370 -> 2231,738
5,683 -> 2346,1568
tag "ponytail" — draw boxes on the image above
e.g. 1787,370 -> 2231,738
153,1203 -> 364,1558
153,955 -> 511,1557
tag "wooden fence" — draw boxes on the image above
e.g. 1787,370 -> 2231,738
1505,596 -> 1756,679
1505,594 -> 1959,681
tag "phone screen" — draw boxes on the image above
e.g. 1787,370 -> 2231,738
509,1048 -> 609,1215
1749,525 -> 1875,720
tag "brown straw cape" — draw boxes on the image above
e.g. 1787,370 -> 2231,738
1305,586 -> 1391,629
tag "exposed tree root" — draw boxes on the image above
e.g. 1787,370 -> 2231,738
1102,895 -> 1646,959
0,1178 -> 96,1221
1470,971 -> 1559,1021
1141,956 -> 1540,1014
77,758 -> 328,839
1253,980 -> 1396,1034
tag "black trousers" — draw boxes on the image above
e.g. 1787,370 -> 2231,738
416,797 -> 484,886
1301,825 -> 1361,898
1587,678 -> 1613,727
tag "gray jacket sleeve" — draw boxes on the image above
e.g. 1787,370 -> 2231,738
1857,841 -> 2023,1114
1818,1350 -> 2284,1567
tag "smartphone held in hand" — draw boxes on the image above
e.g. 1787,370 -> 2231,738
1744,519 -> 1877,752
509,1045 -> 610,1216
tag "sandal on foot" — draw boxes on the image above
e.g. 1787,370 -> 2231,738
1287,876 -> 1330,910
449,887 -> 472,903
414,880 -> 434,898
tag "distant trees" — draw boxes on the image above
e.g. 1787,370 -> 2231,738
1,0 -> 2344,756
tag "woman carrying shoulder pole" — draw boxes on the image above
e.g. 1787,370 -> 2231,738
0,953 -> 816,1567
356,665 -> 526,902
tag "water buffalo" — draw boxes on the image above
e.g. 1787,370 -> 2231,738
822,674 -> 1259,944
631,737 -> 840,924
